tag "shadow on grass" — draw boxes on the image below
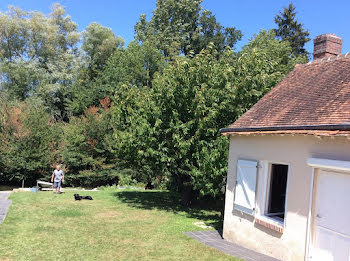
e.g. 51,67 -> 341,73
114,190 -> 223,231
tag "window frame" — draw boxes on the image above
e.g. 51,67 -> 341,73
256,160 -> 290,227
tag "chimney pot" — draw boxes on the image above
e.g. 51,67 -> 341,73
313,34 -> 342,60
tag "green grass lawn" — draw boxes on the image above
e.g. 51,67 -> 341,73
0,190 -> 239,261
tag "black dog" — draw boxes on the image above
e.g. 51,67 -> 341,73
74,193 -> 93,200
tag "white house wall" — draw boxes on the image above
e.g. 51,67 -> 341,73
223,134 -> 350,261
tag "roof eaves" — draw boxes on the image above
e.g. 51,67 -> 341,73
220,124 -> 350,134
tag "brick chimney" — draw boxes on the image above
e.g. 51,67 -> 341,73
313,34 -> 342,60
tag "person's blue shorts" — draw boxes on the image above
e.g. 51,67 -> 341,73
53,180 -> 62,188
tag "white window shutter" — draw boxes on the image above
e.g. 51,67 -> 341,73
234,159 -> 258,215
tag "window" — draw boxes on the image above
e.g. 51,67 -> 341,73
265,164 -> 288,222
233,159 -> 289,229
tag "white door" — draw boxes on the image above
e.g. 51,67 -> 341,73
312,170 -> 350,261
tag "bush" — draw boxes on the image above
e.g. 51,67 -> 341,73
98,184 -> 118,191
65,168 -> 139,188
118,169 -> 137,186
65,169 -> 119,188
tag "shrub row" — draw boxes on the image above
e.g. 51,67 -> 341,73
64,168 -> 139,188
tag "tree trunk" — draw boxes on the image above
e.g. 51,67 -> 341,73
180,185 -> 193,207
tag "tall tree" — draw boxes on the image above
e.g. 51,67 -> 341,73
62,101 -> 116,173
0,4 -> 81,119
82,22 -> 124,78
274,3 -> 310,57
67,41 -> 165,115
100,41 -> 165,90
0,98 -> 62,184
109,31 -> 302,203
110,46 -> 236,201
134,0 -> 242,57
66,23 -> 124,115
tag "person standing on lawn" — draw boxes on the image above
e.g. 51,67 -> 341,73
51,165 -> 64,194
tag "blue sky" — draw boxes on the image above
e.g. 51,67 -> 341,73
1,0 -> 350,54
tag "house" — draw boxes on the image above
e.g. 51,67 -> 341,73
220,34 -> 350,261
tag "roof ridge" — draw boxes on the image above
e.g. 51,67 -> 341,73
305,52 -> 350,65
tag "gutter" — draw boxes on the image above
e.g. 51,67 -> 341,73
220,124 -> 350,134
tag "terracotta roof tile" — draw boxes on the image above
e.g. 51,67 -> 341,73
224,54 -> 350,134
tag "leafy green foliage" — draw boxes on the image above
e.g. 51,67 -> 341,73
274,3 -> 310,58
67,41 -> 165,115
147,46 -> 236,198
0,98 -> 61,183
65,169 -> 120,188
100,41 -> 165,89
109,31 -> 300,201
65,23 -> 125,116
135,0 -> 242,57
82,22 -> 124,75
0,4 -> 81,119
62,100 -> 116,173
109,84 -> 163,186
